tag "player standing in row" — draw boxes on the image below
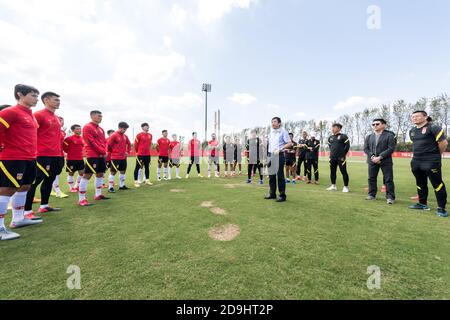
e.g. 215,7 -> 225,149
233,138 -> 243,176
223,136 -> 234,177
157,130 -> 171,181
169,134 -> 182,180
64,124 -> 85,193
108,122 -> 131,193
52,116 -> 69,199
0,85 -> 41,240
326,123 -> 350,193
78,110 -> 110,207
134,123 -> 153,187
24,92 -> 64,216
296,131 -> 308,181
285,133 -> 298,185
305,132 -> 320,184
186,132 -> 203,178
208,133 -> 220,178
246,130 -> 264,184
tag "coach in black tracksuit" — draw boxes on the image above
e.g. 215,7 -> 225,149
327,123 -> 350,192
408,111 -> 448,217
363,118 -> 397,204
296,131 -> 308,179
305,134 -> 320,183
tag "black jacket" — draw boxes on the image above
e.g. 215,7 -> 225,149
364,130 -> 397,164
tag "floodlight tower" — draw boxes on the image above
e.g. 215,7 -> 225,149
202,83 -> 211,142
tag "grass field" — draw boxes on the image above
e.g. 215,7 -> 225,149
1,157 -> 450,300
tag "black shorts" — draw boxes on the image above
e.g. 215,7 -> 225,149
0,160 -> 37,188
136,156 -> 151,167
286,157 -> 296,167
84,157 -> 107,174
66,160 -> 85,173
159,156 -> 169,164
110,159 -> 128,172
36,156 -> 64,178
169,158 -> 180,166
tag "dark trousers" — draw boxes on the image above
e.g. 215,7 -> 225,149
368,161 -> 395,200
25,176 -> 55,210
411,159 -> 447,209
296,157 -> 306,176
306,159 -> 319,181
268,153 -> 286,198
134,156 -> 151,181
330,158 -> 349,186
248,161 -> 263,180
187,156 -> 200,174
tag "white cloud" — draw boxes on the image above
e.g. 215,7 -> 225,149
197,0 -> 256,25
170,4 -> 188,30
295,112 -> 307,119
267,104 -> 281,110
333,96 -> 384,112
228,93 -> 257,105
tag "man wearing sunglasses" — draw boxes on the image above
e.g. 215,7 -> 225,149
364,119 -> 397,204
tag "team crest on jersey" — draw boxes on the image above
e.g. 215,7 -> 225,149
16,173 -> 23,181
410,131 -> 415,137
46,165 -> 51,171
337,135 -> 341,140
70,166 -> 74,170
422,127 -> 427,135
93,164 -> 97,168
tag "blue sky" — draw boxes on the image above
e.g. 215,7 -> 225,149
0,0 -> 449,140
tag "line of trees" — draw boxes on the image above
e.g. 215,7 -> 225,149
223,93 -> 450,152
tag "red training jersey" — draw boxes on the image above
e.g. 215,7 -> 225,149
83,122 -> 107,158
189,139 -> 201,157
169,141 -> 181,159
34,108 -> 62,157
0,104 -> 38,161
60,130 -> 66,157
63,134 -> 84,161
157,137 -> 170,157
208,139 -> 219,157
108,131 -> 131,160
134,132 -> 153,156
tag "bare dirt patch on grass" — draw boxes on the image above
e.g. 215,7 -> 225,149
210,207 -> 227,215
208,224 -> 240,241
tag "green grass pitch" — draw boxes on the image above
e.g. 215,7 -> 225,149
1,157 -> 450,300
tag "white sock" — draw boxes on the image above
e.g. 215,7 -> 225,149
0,195 -> 11,229
40,204 -> 49,209
95,177 -> 103,197
176,167 -> 180,177
109,174 -> 115,189
157,168 -> 161,178
79,178 -> 89,201
119,174 -> 126,188
76,175 -> 82,188
163,167 -> 167,178
11,191 -> 27,223
138,169 -> 143,183
53,175 -> 61,195
67,175 -> 75,188
208,164 -> 211,175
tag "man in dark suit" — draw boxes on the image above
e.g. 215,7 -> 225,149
363,118 -> 397,204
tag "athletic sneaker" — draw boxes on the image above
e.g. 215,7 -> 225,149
94,195 -> 110,201
208,174 -> 211,178
292,180 -> 296,185
134,182 -> 141,188
70,187 -> 79,193
246,179 -> 252,184
198,174 -> 204,178
408,203 -> 431,211
108,188 -> 116,193
167,177 -> 172,180
436,208 -> 449,218
326,185 -> 337,191
56,192 -> 69,199
0,227 -> 20,241
259,180 -> 264,185
306,181 -> 312,184
314,181 -> 320,185
119,186 -> 130,190
366,196 -> 376,201
25,212 -> 42,221
387,199 -> 395,205
79,199 -> 93,207
342,187 -> 350,193
185,174 -> 190,179
176,176 -> 182,180
10,218 -> 43,229
215,173 -> 220,178
38,207 -> 61,214
157,177 -> 162,182
163,177 -> 168,181
286,179 -> 291,183
145,181 -> 154,185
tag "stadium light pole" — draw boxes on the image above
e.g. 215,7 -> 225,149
202,83 -> 211,142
